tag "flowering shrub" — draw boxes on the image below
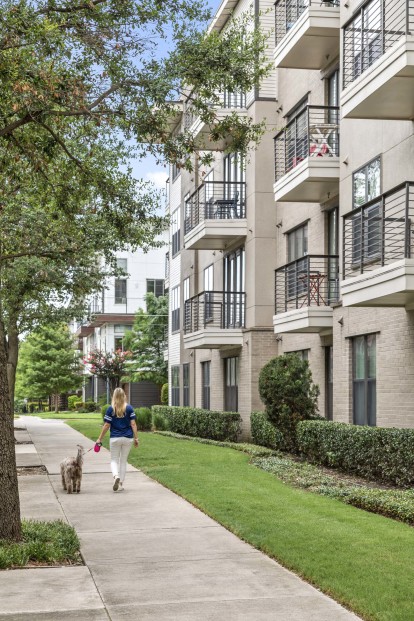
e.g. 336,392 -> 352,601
84,349 -> 132,395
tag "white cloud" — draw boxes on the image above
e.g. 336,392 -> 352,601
146,171 -> 168,190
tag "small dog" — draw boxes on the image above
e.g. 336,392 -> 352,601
60,445 -> 84,494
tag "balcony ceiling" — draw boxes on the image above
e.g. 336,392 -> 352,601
183,329 -> 244,350
274,157 -> 340,203
273,307 -> 334,334
184,220 -> 247,251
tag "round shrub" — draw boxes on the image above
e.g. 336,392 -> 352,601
135,407 -> 152,431
161,383 -> 168,405
101,403 -> 111,420
153,412 -> 169,431
259,354 -> 320,452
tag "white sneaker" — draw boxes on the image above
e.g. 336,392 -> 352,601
113,477 -> 120,491
118,483 -> 124,492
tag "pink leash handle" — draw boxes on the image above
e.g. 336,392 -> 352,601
94,442 -> 102,453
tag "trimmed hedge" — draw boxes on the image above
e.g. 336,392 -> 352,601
152,406 -> 241,442
135,407 -> 152,431
250,411 -> 284,451
297,420 -> 414,487
101,403 -> 110,420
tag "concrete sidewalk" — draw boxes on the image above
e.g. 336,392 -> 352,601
3,417 -> 361,621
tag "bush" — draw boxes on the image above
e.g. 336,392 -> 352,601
135,407 -> 152,431
68,395 -> 82,411
83,401 -> 98,412
161,383 -> 168,405
258,354 -> 320,452
297,420 -> 414,488
152,406 -> 241,442
153,412 -> 169,431
101,403 -> 111,420
250,411 -> 284,450
75,402 -> 85,412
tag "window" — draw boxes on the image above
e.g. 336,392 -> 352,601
325,346 -> 333,421
224,248 -> 245,328
351,0 -> 383,82
171,285 -> 180,332
171,366 -> 180,406
327,70 -> 339,108
115,279 -> 127,304
147,279 -> 164,297
117,258 -> 128,272
285,97 -> 309,171
353,334 -> 376,426
172,162 -> 180,181
165,252 -> 170,278
224,153 -> 245,184
114,336 -> 123,351
201,361 -> 211,410
288,349 -> 309,361
352,158 -> 381,264
183,277 -> 190,302
287,223 -> 308,299
172,207 -> 181,257
224,357 -> 238,412
204,265 -> 214,322
183,363 -> 190,407
328,208 -> 339,303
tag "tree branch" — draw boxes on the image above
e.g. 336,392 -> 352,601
35,120 -> 85,171
37,0 -> 108,15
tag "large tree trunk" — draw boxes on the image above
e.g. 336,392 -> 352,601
7,322 -> 19,408
0,318 -> 22,541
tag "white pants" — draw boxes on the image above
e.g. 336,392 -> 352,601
110,437 -> 133,483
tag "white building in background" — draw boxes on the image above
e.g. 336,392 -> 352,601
73,245 -> 166,407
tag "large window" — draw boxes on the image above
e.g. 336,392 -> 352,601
287,349 -> 309,361
224,247 -> 245,328
325,346 -> 333,421
287,223 -> 308,298
172,207 -> 181,257
171,366 -> 180,406
201,361 -> 211,410
171,285 -> 180,333
183,363 -> 190,407
115,278 -> 127,304
183,277 -> 190,303
224,357 -> 238,412
147,279 -> 164,297
224,153 -> 245,184
352,334 -> 376,426
352,157 -> 381,264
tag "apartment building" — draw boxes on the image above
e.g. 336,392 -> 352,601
167,0 -> 414,434
74,248 -> 166,407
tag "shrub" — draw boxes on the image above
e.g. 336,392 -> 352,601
68,395 -> 82,411
83,400 -> 98,412
297,420 -> 414,488
258,354 -> 320,452
153,412 -> 169,431
161,383 -> 168,405
75,402 -> 85,412
135,407 -> 152,431
101,403 -> 111,420
152,405 -> 241,442
250,411 -> 284,450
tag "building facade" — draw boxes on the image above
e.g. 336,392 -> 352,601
73,247 -> 166,408
166,0 -> 414,435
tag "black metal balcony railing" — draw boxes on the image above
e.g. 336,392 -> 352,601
343,0 -> 413,88
275,255 -> 340,314
184,291 -> 246,334
274,105 -> 339,181
184,181 -> 246,235
343,182 -> 414,279
275,0 -> 340,46
184,92 -> 246,130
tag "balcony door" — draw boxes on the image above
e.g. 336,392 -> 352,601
353,334 -> 376,426
287,223 -> 308,301
204,265 -> 214,323
224,248 -> 245,328
352,158 -> 381,266
328,208 -> 339,304
224,153 -> 245,212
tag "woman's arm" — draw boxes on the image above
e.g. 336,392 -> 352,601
131,420 -> 139,447
97,422 -> 110,444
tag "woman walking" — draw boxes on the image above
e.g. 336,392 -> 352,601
96,387 -> 139,492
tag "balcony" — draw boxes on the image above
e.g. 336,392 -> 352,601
183,291 -> 245,349
183,92 -> 247,150
342,182 -> 414,307
273,255 -> 339,333
342,0 -> 414,119
274,105 -> 340,203
184,181 -> 247,250
274,0 -> 340,69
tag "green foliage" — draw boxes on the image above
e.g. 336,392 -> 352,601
134,407 -> 152,431
15,324 -> 82,404
152,406 -> 241,442
68,396 -> 82,411
152,412 -> 170,431
123,293 -> 168,386
83,401 -> 98,413
85,349 -> 132,395
258,354 -> 320,452
0,520 -> 80,569
297,420 -> 414,487
156,431 -> 274,457
161,383 -> 169,405
250,411 -> 284,450
101,403 -> 111,421
75,402 -> 86,412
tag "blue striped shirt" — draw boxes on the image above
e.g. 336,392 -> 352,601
104,405 -> 136,438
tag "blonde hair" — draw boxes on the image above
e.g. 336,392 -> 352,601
112,387 -> 127,418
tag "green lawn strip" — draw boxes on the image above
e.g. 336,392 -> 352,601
154,430 -> 274,456
0,520 -> 81,569
20,412 -> 102,420
68,420 -> 414,621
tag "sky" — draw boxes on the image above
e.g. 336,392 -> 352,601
131,0 -> 223,193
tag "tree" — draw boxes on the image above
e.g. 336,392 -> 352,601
258,354 -> 320,453
86,349 -> 133,396
16,324 -> 82,411
0,0 -> 269,541
123,292 -> 168,387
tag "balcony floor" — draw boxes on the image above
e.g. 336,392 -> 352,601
273,306 -> 334,334
183,329 -> 244,349
274,7 -> 340,70
341,259 -> 414,307
341,37 -> 414,120
274,157 -> 339,203
184,219 -> 247,250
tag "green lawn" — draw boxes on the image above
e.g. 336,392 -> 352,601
68,420 -> 414,621
21,412 -> 102,420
